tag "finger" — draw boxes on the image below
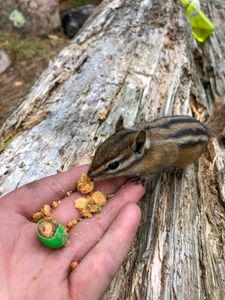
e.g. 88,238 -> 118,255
69,204 -> 141,300
50,182 -> 144,267
52,176 -> 127,224
3,165 -> 89,217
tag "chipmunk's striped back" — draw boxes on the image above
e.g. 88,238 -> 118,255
147,116 -> 209,148
142,116 -> 209,171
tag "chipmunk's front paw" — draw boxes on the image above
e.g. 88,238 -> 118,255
167,167 -> 184,179
129,175 -> 146,185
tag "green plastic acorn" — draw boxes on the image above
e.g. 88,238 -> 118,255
37,217 -> 68,249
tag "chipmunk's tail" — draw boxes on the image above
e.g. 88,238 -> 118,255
206,102 -> 225,138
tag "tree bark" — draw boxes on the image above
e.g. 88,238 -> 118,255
1,0 -> 225,299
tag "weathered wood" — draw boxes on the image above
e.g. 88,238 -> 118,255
1,0 -> 225,299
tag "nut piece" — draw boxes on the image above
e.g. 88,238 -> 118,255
32,211 -> 45,222
52,201 -> 59,208
80,210 -> 93,218
75,191 -> 107,218
70,261 -> 78,271
75,197 -> 92,218
66,219 -> 78,232
77,173 -> 94,194
90,191 -> 106,206
38,219 -> 57,238
75,198 -> 88,210
41,204 -> 51,217
32,203 -> 55,223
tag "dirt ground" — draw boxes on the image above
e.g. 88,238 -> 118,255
0,0 -> 101,125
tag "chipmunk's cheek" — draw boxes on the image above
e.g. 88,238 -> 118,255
88,168 -> 105,180
92,172 -> 118,182
89,172 -> 108,181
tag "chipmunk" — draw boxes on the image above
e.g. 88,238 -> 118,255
88,103 -> 225,182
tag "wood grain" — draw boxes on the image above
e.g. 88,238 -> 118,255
1,0 -> 225,299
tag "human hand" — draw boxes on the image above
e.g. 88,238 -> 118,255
0,165 -> 144,300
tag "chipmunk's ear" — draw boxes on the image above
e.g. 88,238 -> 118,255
115,115 -> 124,132
132,130 -> 148,155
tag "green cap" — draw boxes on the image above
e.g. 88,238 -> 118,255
37,217 -> 68,249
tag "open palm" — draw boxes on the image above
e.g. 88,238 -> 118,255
0,165 -> 144,300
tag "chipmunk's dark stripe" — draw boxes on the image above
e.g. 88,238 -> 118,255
168,127 -> 209,139
166,118 -> 206,129
178,140 -> 208,148
148,116 -> 194,128
147,116 -> 207,130
119,155 -> 144,173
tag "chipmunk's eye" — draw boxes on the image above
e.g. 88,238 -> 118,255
107,161 -> 120,170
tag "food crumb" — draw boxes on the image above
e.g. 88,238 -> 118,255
41,204 -> 51,217
38,219 -> 57,238
90,191 -> 106,206
75,191 -> 106,218
32,173 -> 109,247
70,261 -> 78,271
66,191 -> 73,197
75,197 -> 88,210
52,200 -> 59,208
66,219 -> 78,232
32,204 -> 53,223
32,211 -> 44,222
77,173 -> 94,194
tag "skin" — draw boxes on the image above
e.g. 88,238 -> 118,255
0,165 -> 144,300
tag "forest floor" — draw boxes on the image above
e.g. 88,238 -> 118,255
0,0 -> 101,125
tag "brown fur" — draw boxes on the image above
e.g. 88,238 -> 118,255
89,103 -> 225,180
206,103 -> 225,138
175,143 -> 207,168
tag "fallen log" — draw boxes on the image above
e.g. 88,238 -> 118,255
1,0 -> 225,299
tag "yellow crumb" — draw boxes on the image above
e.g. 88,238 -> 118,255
32,211 -> 44,222
90,191 -> 106,206
66,191 -> 73,197
81,211 -> 93,218
52,200 -> 59,208
70,261 -> 78,270
75,191 -> 106,218
75,198 -> 88,210
41,204 -> 51,217
66,219 -> 78,232
77,173 -> 94,194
